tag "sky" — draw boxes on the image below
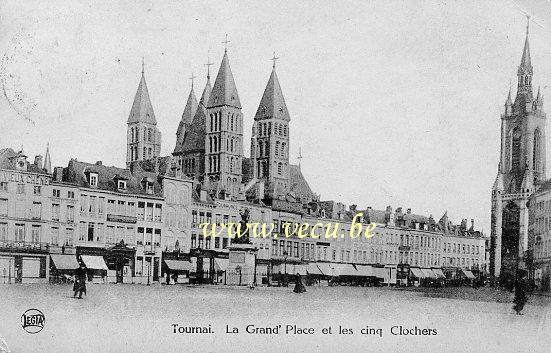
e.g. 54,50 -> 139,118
1,0 -> 551,232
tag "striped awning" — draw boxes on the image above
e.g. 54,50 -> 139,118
315,262 -> 334,276
306,263 -> 323,275
462,269 -> 476,279
421,268 -> 438,279
432,268 -> 446,279
410,267 -> 425,278
356,265 -> 374,277
164,260 -> 193,271
50,254 -> 79,270
80,255 -> 108,270
292,264 -> 307,275
334,263 -> 359,276
214,259 -> 229,272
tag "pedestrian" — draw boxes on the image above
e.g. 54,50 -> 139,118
513,268 -> 528,315
293,273 -> 306,293
73,263 -> 87,299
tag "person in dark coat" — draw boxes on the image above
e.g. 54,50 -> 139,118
73,263 -> 87,299
513,269 -> 528,315
293,273 -> 306,293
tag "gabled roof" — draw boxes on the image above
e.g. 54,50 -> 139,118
207,52 -> 241,109
255,69 -> 290,121
127,73 -> 157,125
63,159 -> 163,197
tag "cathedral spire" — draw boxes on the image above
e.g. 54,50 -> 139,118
43,143 -> 51,173
207,50 -> 241,109
254,64 -> 290,121
128,59 -> 157,125
515,16 -> 534,105
520,17 -> 532,71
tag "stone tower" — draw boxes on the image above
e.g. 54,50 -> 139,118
251,62 -> 291,199
127,61 -> 162,166
204,50 -> 243,199
176,66 -> 212,181
490,21 -> 546,281
173,79 -> 198,170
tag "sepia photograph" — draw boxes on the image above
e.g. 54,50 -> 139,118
0,1 -> 550,352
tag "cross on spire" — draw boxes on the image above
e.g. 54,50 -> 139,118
298,147 -> 303,169
189,72 -> 197,89
205,53 -> 214,80
141,56 -> 145,75
526,14 -> 530,35
222,34 -> 230,53
270,51 -> 279,69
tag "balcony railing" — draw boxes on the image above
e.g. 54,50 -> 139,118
106,214 -> 137,224
0,240 -> 50,253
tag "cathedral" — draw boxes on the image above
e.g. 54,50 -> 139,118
490,20 -> 546,284
127,47 -> 316,207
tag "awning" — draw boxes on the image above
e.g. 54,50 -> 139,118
335,263 -> 359,276
372,267 -> 387,279
292,264 -> 307,275
315,262 -> 334,276
306,263 -> 323,275
432,268 -> 446,279
410,267 -> 425,278
50,254 -> 79,270
214,258 -> 229,272
421,268 -> 437,279
462,269 -> 476,279
164,260 -> 193,271
356,265 -> 374,277
80,255 -> 108,270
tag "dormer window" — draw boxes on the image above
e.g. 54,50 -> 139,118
118,180 -> 127,190
89,173 -> 98,187
146,182 -> 153,194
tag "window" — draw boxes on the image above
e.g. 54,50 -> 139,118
137,202 -> 145,220
89,196 -> 97,213
87,223 -> 95,242
191,234 -> 197,248
50,227 -> 59,245
146,228 -> 153,246
68,191 -> 75,199
52,188 -> 60,197
0,182 -> 7,192
137,227 -> 144,245
31,225 -> 41,243
215,237 -> 220,249
222,238 -> 228,249
118,180 -> 127,190
15,224 -> 25,242
17,183 -> 25,194
52,204 -> 60,221
98,197 -> 105,214
155,204 -> 162,222
192,210 -> 198,227
154,229 -> 161,247
0,223 -> 7,241
205,237 -> 211,249
34,186 -> 41,195
65,228 -> 74,246
32,202 -> 41,219
127,202 -> 135,216
0,199 -> 7,216
146,203 -> 154,221
117,200 -> 125,215
89,173 -> 98,187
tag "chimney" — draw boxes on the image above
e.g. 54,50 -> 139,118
95,161 -> 102,165
367,206 -> 372,210
34,155 -> 43,169
385,205 -> 392,213
396,207 -> 403,214
53,167 -> 64,182
407,208 -> 411,214
349,204 -> 357,212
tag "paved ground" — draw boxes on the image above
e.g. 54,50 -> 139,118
0,284 -> 550,353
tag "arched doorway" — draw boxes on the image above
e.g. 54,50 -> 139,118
501,201 -> 520,287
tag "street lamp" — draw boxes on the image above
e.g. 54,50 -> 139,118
283,250 -> 288,287
147,257 -> 151,286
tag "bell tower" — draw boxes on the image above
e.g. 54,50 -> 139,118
490,18 -> 546,281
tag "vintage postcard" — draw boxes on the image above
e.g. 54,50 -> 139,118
0,1 -> 550,352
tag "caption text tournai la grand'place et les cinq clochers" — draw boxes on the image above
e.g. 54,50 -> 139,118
1,21 -> 550,291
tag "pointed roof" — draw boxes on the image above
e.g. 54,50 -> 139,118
128,72 -> 157,125
506,88 -> 512,105
519,25 -> 532,72
206,52 -> 241,109
199,77 -> 212,108
181,104 -> 207,153
176,88 -> 198,135
44,143 -> 52,173
255,68 -> 290,121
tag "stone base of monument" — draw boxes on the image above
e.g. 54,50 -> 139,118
226,243 -> 258,286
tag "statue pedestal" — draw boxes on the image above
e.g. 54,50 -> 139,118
227,243 -> 257,286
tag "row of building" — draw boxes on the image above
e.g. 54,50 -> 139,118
0,46 -> 487,286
